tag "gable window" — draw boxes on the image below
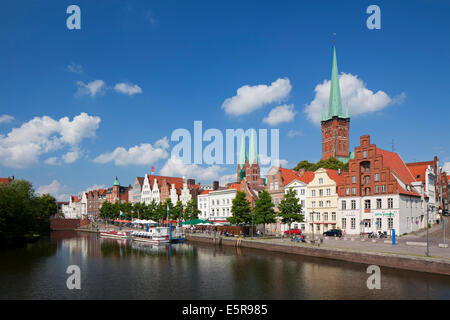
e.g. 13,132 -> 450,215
319,178 -> 323,184
342,200 -> 347,210
326,188 -> 331,196
352,176 -> 356,184
351,200 -> 356,209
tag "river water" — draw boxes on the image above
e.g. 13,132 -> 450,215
0,231 -> 449,299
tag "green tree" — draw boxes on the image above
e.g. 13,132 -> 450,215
293,157 -> 348,172
228,191 -> 252,225
184,198 -> 200,220
171,200 -> 184,220
253,190 -> 276,232
278,188 -> 304,233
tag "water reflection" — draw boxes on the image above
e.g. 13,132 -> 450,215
0,231 -> 449,300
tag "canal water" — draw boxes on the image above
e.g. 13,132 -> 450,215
0,231 -> 449,299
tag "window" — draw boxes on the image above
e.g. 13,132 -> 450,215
326,200 -> 331,207
332,212 -> 336,221
312,201 -> 316,208
310,213 -> 314,221
312,190 -> 316,197
300,189 -> 305,195
365,200 -> 371,209
319,178 -> 323,184
342,200 -> 347,210
324,213 -> 328,221
326,188 -> 331,196
352,176 -> 356,184
364,176 -> 370,184
319,201 -> 323,207
374,185 -> 379,194
374,173 -> 379,182
342,218 -> 347,229
316,212 -> 320,220
388,218 -> 394,229
319,189 -> 323,196
381,185 -> 386,193
270,183 -> 273,191
317,225 -> 321,231
351,218 -> 356,229
351,200 -> 356,209
352,187 -> 356,195
275,182 -> 279,190
363,150 -> 367,158
376,198 -> 382,209
376,218 -> 382,230
346,188 -> 350,195
388,198 -> 393,208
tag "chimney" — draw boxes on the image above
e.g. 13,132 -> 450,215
213,181 -> 219,190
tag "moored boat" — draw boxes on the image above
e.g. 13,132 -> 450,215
100,229 -> 132,240
132,227 -> 170,244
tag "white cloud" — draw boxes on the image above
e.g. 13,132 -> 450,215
288,129 -> 302,138
44,157 -> 61,166
0,112 -> 100,168
67,62 -> 83,74
114,83 -> 143,96
259,154 -> 288,167
36,180 -> 70,201
62,150 -> 80,164
160,157 -> 226,182
81,184 -> 107,195
304,73 -> 406,125
93,137 -> 169,166
76,80 -> 106,97
443,162 -> 450,175
222,78 -> 292,116
0,115 -> 14,124
219,173 -> 236,186
263,104 -> 296,126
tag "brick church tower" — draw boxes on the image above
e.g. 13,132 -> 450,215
321,45 -> 350,162
236,130 -> 264,187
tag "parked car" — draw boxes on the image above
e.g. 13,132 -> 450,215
284,228 -> 302,235
443,210 -> 450,217
323,229 -> 342,237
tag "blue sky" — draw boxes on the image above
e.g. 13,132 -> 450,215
0,0 -> 449,200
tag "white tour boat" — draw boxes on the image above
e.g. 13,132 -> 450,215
131,227 -> 170,244
100,229 -> 132,240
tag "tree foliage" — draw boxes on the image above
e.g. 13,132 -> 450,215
253,190 -> 276,226
293,157 -> 348,172
0,179 -> 56,246
278,188 -> 304,227
228,191 -> 252,225
184,199 -> 200,220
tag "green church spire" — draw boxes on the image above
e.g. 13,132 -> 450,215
248,129 -> 258,165
328,45 -> 343,119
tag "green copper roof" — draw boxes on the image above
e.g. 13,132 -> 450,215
326,45 -> 344,120
248,130 -> 258,165
113,176 -> 120,186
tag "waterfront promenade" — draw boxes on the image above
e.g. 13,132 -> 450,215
185,232 -> 450,276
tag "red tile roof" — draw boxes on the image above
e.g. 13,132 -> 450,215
324,168 -> 345,185
377,148 -> 416,185
200,190 -> 212,195
406,162 -> 433,183
146,174 -> 184,190
71,196 -> 81,203
0,178 -> 10,184
279,168 -> 315,185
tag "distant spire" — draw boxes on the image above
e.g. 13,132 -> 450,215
328,45 -> 343,119
248,129 -> 258,165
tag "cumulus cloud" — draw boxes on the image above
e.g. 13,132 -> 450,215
76,80 -> 106,97
259,154 -> 288,167
263,104 -> 296,126
67,62 -> 83,74
36,180 -> 70,201
114,83 -> 143,96
219,173 -> 236,186
44,157 -> 61,166
93,137 -> 169,166
160,157 -> 226,182
304,73 -> 406,125
62,150 -> 81,164
222,78 -> 291,116
82,184 -> 107,194
0,115 -> 14,124
0,112 -> 101,168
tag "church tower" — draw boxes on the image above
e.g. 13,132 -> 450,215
321,45 -> 350,161
236,130 -> 264,187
